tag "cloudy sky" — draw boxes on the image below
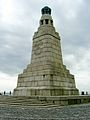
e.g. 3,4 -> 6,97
0,0 -> 90,94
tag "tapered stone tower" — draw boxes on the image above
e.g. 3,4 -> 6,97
13,6 -> 79,96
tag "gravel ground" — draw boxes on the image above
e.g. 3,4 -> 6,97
0,104 -> 90,120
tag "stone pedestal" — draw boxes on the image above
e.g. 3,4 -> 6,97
13,6 -> 79,96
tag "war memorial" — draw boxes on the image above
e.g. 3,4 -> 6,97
13,6 -> 79,96
11,6 -> 90,106
0,7 -> 90,107
0,6 -> 90,120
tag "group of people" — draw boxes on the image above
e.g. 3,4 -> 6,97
0,91 -> 12,96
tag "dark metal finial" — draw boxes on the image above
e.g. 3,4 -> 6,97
41,6 -> 51,15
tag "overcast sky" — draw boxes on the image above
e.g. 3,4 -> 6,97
0,0 -> 90,94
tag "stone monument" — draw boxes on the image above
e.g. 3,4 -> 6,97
13,6 -> 79,96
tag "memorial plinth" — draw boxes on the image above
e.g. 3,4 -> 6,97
13,6 -> 79,96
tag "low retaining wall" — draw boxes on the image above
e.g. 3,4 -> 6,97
1,95 -> 90,106
35,95 -> 90,105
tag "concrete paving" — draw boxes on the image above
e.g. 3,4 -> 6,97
0,103 -> 90,119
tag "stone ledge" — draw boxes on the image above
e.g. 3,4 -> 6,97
36,95 -> 90,105
0,95 -> 90,106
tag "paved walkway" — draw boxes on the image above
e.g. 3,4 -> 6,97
0,103 -> 90,120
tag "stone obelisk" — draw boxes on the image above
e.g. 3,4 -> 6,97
13,6 -> 79,96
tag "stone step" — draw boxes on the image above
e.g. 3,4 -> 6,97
0,100 -> 41,104
0,101 -> 45,105
0,98 -> 38,102
0,95 -> 90,106
0,96 -> 46,106
0,102 -> 56,107
0,96 -> 36,101
0,100 -> 52,106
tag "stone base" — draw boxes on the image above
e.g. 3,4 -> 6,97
13,87 -> 79,96
0,95 -> 90,106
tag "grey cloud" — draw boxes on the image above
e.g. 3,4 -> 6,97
0,0 -> 46,75
0,0 -> 38,74
54,0 -> 90,57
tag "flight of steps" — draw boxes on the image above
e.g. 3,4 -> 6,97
1,95 -> 90,106
0,96 -> 51,106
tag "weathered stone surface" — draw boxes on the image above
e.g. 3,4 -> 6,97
13,6 -> 79,96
